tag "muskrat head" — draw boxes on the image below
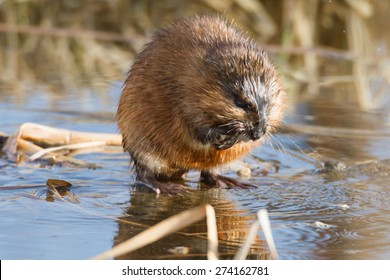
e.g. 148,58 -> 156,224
190,44 -> 285,150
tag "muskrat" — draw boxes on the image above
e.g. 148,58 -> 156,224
117,16 -> 286,194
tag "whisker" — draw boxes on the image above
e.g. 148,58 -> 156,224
237,131 -> 249,143
267,133 -> 291,160
283,133 -> 318,165
271,134 -> 292,160
217,120 -> 243,127
265,134 -> 277,153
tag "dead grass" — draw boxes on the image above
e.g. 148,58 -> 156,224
0,0 -> 388,109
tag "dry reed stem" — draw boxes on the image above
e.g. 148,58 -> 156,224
258,209 -> 279,260
18,123 -> 122,146
91,205 -> 207,260
27,141 -> 106,161
205,204 -> 219,260
17,138 -> 100,168
233,209 -> 279,260
17,138 -> 43,154
2,22 -> 379,62
234,0 -> 276,40
347,8 -> 376,110
201,0 -> 232,10
345,0 -> 388,110
233,218 -> 260,260
0,23 -> 140,43
4,2 -> 18,82
345,0 -> 373,17
2,123 -> 121,165
291,0 -> 319,96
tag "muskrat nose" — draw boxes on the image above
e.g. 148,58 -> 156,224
249,124 -> 267,141
251,129 -> 262,140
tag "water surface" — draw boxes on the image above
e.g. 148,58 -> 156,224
1,80 -> 389,260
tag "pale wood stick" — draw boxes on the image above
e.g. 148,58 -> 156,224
19,122 -> 122,146
17,138 -> 100,168
17,138 -> 42,154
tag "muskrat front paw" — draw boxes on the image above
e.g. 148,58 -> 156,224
200,170 -> 255,189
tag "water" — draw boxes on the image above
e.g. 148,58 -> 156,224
1,78 -> 389,260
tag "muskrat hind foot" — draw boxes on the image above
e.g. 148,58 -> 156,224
134,166 -> 188,195
200,170 -> 255,189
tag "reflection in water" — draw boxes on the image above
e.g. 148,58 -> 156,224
292,88 -> 390,162
114,189 -> 266,260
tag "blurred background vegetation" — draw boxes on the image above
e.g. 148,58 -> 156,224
0,0 -> 389,111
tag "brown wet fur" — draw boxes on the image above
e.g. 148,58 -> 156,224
117,16 -> 286,194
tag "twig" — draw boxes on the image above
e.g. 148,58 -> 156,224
17,138 -> 101,168
28,141 -> 106,161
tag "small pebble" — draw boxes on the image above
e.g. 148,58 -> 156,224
336,204 -> 350,210
167,246 -> 190,255
311,221 -> 335,229
237,166 -> 251,178
229,160 -> 246,171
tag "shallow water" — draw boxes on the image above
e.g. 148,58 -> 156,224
1,80 -> 389,260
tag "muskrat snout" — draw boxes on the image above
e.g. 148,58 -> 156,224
209,121 -> 243,150
249,127 -> 262,141
247,122 -> 267,141
211,119 -> 266,150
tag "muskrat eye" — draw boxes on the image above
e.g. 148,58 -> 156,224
234,94 -> 258,112
221,86 -> 250,110
234,98 -> 247,109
